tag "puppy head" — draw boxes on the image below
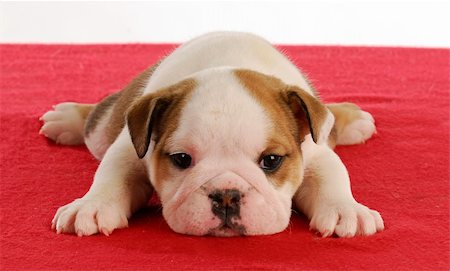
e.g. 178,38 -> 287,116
127,68 -> 333,236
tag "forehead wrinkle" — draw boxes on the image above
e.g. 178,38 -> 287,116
171,69 -> 271,159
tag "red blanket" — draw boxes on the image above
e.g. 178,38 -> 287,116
1,44 -> 448,270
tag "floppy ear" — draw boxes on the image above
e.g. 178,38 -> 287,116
126,95 -> 170,159
126,78 -> 196,159
283,86 -> 334,144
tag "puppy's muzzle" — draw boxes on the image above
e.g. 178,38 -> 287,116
209,189 -> 241,219
208,189 -> 246,234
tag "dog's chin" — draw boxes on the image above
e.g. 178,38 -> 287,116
208,226 -> 243,237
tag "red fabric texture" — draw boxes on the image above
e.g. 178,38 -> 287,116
0,44 -> 448,270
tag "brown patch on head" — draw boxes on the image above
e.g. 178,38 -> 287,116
155,80 -> 198,193
234,69 -> 303,188
259,137 -> 302,188
234,69 -> 330,188
284,88 -> 329,144
126,78 -> 196,191
127,78 -> 197,158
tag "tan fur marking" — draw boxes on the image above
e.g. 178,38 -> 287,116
85,93 -> 120,137
144,79 -> 197,192
327,102 -> 362,148
234,69 -> 303,188
151,146 -> 173,194
84,64 -> 159,143
284,87 -> 329,144
262,138 -> 302,188
127,78 -> 196,157
75,104 -> 95,120
105,65 -> 160,144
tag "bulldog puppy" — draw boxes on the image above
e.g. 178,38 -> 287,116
40,32 -> 384,237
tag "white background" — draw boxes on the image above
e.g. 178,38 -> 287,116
1,1 -> 449,47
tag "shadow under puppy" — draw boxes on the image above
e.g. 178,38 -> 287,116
40,32 -> 384,237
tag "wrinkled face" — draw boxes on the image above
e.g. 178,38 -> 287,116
141,69 -> 307,236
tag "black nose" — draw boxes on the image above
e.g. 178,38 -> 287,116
208,189 -> 241,220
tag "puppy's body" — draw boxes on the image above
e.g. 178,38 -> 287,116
145,32 -> 312,94
40,32 -> 383,237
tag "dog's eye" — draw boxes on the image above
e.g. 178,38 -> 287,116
259,155 -> 284,173
169,153 -> 192,169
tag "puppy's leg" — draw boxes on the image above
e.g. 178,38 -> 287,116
52,130 -> 153,236
294,143 -> 384,237
327,103 -> 376,148
40,102 -> 95,145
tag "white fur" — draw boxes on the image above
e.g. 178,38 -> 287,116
296,137 -> 384,237
337,110 -> 376,145
155,70 -> 292,235
48,31 -> 383,237
39,102 -> 85,145
145,32 -> 313,95
52,129 -> 149,236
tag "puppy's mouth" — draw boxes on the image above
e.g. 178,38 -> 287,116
209,221 -> 246,237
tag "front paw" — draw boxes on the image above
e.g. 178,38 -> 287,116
309,201 -> 384,238
52,197 -> 129,236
